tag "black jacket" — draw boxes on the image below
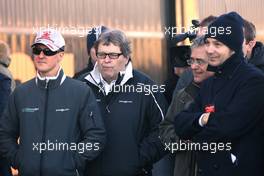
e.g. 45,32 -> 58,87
174,53 -> 264,176
0,69 -> 106,176
248,41 -> 264,73
0,72 -> 11,117
81,62 -> 168,176
0,73 -> 12,176
73,57 -> 94,79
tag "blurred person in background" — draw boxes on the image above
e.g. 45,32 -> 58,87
163,45 -> 191,104
0,41 -> 14,176
0,41 -> 15,91
242,19 -> 264,72
73,26 -> 108,79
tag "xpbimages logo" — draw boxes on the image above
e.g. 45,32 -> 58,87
164,26 -> 232,38
32,140 -> 100,154
164,140 -> 232,154
203,26 -> 232,37
32,24 -> 95,37
99,83 -> 166,95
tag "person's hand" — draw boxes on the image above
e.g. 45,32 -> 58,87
201,112 -> 210,126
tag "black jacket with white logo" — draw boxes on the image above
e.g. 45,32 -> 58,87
81,62 -> 168,176
0,69 -> 106,176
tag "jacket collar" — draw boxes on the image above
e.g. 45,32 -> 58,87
207,52 -> 244,78
185,81 -> 200,98
249,41 -> 264,66
0,56 -> 11,67
85,61 -> 133,88
35,67 -> 66,89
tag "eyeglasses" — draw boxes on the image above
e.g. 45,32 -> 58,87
96,52 -> 123,59
32,47 -> 62,56
186,58 -> 207,66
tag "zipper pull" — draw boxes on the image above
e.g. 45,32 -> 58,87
45,79 -> 49,89
76,169 -> 80,176
106,105 -> 110,113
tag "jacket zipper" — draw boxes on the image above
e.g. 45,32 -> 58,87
90,111 -> 96,127
76,169 -> 80,176
39,79 -> 49,176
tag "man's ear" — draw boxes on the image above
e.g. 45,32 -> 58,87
60,52 -> 64,57
58,52 -> 64,62
248,39 -> 257,49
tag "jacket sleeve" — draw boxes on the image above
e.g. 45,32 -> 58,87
195,76 -> 264,142
74,87 -> 106,170
0,74 -> 11,117
139,87 -> 168,169
0,90 -> 20,169
159,89 -> 182,145
174,91 -> 204,140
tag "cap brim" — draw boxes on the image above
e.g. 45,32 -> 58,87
32,39 -> 59,51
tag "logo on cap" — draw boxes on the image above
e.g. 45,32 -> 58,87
37,32 -> 54,42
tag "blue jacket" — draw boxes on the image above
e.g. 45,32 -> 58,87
0,72 -> 11,117
174,53 -> 264,176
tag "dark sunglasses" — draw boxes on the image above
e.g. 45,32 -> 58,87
32,47 -> 63,56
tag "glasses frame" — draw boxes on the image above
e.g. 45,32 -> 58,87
32,46 -> 63,56
186,58 -> 208,66
96,52 -> 123,60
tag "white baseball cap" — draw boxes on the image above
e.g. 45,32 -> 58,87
32,29 -> 65,51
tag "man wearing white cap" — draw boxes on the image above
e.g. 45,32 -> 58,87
0,29 -> 106,176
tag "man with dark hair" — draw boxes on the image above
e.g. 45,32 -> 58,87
243,19 -> 264,72
73,26 -> 108,79
174,12 -> 264,176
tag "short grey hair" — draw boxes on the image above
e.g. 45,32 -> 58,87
191,35 -> 205,50
94,29 -> 132,58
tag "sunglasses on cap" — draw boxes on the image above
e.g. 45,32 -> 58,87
32,46 -> 64,56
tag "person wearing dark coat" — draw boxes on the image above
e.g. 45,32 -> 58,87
73,26 -> 108,79
0,29 -> 106,176
160,36 -> 214,176
163,46 -> 190,104
242,19 -> 264,73
0,72 -> 12,176
248,41 -> 264,71
174,12 -> 264,176
80,29 -> 168,176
